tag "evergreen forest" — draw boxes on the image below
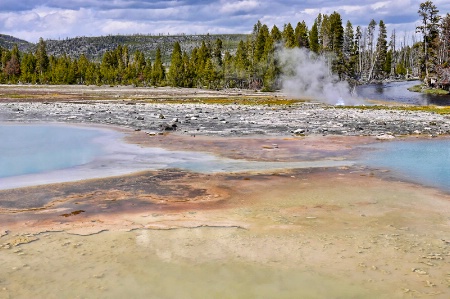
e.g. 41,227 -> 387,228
1,1 -> 449,91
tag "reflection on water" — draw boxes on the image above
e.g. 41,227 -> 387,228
362,138 -> 450,192
356,80 -> 450,105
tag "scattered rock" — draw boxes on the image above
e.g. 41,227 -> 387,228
1,99 -> 450,137
292,128 -> 306,135
159,122 -> 177,131
376,134 -> 395,140
412,268 -> 428,275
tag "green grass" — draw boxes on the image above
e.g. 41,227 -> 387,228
143,97 -> 304,106
408,84 -> 449,95
335,104 -> 450,115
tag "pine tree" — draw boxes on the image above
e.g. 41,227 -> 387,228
271,25 -> 282,43
343,20 -> 356,78
143,58 -> 152,85
329,12 -> 344,54
201,58 -> 218,89
129,50 -> 146,84
196,41 -> 212,79
35,38 -> 49,82
374,20 -> 388,79
309,20 -> 320,53
235,40 -> 249,79
222,51 -> 234,88
20,52 -> 37,83
100,49 -> 118,84
77,54 -> 90,84
320,14 -> 331,51
152,47 -> 165,86
294,21 -> 309,48
343,21 -> 354,59
168,42 -> 183,86
255,24 -> 270,62
4,44 -> 20,80
213,38 -> 223,67
283,23 -> 296,48
417,0 -> 441,82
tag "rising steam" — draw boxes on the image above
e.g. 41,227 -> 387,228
277,47 -> 360,105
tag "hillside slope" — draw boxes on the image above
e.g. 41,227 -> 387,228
1,34 -> 248,61
0,34 -> 33,52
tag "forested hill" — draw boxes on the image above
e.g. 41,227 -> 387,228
1,34 -> 248,61
0,34 -> 32,52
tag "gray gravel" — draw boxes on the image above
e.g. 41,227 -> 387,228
1,101 -> 450,137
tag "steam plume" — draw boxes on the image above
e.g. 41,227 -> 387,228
278,47 -> 360,105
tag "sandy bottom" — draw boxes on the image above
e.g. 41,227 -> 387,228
1,132 -> 449,298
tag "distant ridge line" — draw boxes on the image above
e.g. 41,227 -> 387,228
0,33 -> 248,61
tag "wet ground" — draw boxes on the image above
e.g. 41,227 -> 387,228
1,132 -> 449,298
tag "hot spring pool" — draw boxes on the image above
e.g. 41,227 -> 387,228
2,123 -> 448,193
0,123 -> 353,190
362,138 -> 450,193
0,123 -> 105,178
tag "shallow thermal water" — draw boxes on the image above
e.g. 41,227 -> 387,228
361,138 -> 450,192
0,123 -> 352,189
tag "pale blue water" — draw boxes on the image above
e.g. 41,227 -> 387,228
0,124 -> 355,189
0,124 -> 104,178
2,124 -> 449,193
362,139 -> 450,192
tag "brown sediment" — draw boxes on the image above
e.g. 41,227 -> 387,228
0,169 -> 235,233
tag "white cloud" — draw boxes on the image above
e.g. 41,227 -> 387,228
219,0 -> 262,14
0,0 -> 448,43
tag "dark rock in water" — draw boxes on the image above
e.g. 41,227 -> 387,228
136,116 -> 144,120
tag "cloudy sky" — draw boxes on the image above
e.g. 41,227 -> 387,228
1,0 -> 449,43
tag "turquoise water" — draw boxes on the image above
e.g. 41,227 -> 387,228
362,139 -> 450,192
0,124 -> 104,178
2,124 -> 449,193
0,124 -> 354,189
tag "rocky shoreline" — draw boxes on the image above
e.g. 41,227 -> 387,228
1,97 -> 450,138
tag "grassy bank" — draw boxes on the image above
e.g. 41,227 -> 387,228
336,104 -> 450,115
407,84 -> 449,95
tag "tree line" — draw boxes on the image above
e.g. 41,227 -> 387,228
1,1 -> 449,90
